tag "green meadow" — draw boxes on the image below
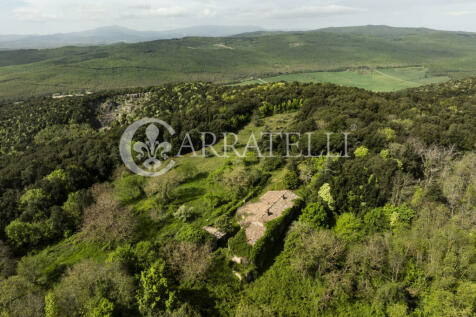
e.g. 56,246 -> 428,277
237,67 -> 450,91
2,25 -> 476,100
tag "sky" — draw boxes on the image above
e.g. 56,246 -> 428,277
1,0 -> 476,35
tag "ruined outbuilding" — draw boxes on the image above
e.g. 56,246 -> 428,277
236,190 -> 299,245
203,226 -> 226,240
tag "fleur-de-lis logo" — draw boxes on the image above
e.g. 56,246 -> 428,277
133,124 -> 172,170
120,118 -> 176,177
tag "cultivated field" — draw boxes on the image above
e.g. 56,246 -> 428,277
237,67 -> 450,91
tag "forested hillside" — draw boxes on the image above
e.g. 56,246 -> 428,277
2,26 -> 476,100
0,78 -> 475,316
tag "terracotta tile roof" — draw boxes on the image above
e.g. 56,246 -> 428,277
237,190 -> 299,245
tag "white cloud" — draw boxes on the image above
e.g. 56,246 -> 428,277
13,6 -> 57,22
122,6 -> 191,19
0,0 -> 28,9
67,4 -> 106,16
264,5 -> 361,19
3,0 -> 476,34
127,3 -> 152,10
202,8 -> 217,17
446,10 -> 473,16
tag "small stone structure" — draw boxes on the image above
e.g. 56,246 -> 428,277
232,270 -> 243,281
203,226 -> 226,240
231,255 -> 249,265
236,190 -> 299,245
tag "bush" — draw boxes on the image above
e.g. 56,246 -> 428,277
379,127 -> 396,142
43,169 -> 73,192
173,205 -> 196,222
283,170 -> 300,190
108,241 -> 159,274
363,205 -> 393,233
334,213 -> 364,242
62,189 -> 93,229
50,260 -> 135,317
175,224 -> 211,244
389,204 -> 416,231
115,174 -> 144,204
137,259 -> 177,316
5,219 -> 53,249
243,151 -> 259,166
299,202 -> 330,228
354,145 -> 369,158
144,171 -> 182,203
0,275 -> 45,317
228,229 -> 252,258
164,241 -> 212,284
176,162 -> 199,181
18,188 -> 50,220
262,156 -> 284,172
222,166 -> 251,197
81,184 -> 136,244
204,191 -> 228,208
318,183 -> 335,210
289,227 -> 346,278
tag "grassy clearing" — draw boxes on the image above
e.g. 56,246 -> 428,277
238,67 -> 450,91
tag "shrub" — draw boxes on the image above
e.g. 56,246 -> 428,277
137,259 -> 177,315
244,151 -> 259,166
88,297 -> 114,317
389,204 -> 416,231
228,230 -> 252,258
379,127 -> 396,142
299,202 -> 330,228
283,170 -> 300,190
223,165 -> 251,196
380,149 -> 390,160
108,241 -> 159,274
262,156 -> 284,172
45,291 -> 59,317
0,275 -> 45,317
318,183 -> 335,210
62,189 -> 93,229
43,169 -> 73,192
81,184 -> 136,244
51,260 -> 135,317
334,213 -> 364,242
354,145 -> 369,158
175,224 -> 211,244
204,191 -> 228,208
173,205 -> 196,222
115,174 -> 144,204
363,205 -> 393,233
144,171 -> 182,203
5,219 -> 52,249
176,162 -> 199,180
164,241 -> 212,284
289,228 -> 346,278
18,188 -> 50,219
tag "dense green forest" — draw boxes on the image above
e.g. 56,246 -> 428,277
0,78 -> 475,316
2,26 -> 476,100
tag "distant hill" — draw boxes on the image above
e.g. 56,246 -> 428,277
1,25 -> 476,100
0,25 -> 265,49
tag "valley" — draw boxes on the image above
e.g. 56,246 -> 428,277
2,26 -> 476,100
